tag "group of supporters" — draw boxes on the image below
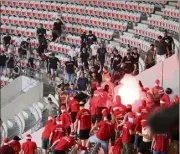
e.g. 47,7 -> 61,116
1,77 -> 179,154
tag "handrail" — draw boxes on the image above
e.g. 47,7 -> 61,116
1,77 -> 39,105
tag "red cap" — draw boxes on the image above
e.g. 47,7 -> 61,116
26,134 -> 32,140
70,132 -> 76,137
155,79 -> 160,85
102,109 -> 109,117
4,138 -> 9,143
127,104 -> 132,109
61,105 -> 66,110
128,112 -> 135,118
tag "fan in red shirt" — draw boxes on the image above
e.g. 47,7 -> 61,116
120,112 -> 135,154
74,101 -> 91,146
41,118 -> 56,154
68,94 -> 80,123
171,95 -> 179,105
151,134 -> 171,154
139,100 -> 149,119
112,95 -> 127,113
89,96 -> 102,125
49,117 -> 67,147
9,136 -> 21,154
88,109 -> 115,154
134,107 -> 143,151
111,137 -> 123,154
0,138 -> 15,154
60,105 -> 72,135
160,88 -> 171,105
50,132 -> 77,154
21,134 -> 37,154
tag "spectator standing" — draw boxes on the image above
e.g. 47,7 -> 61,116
65,56 -> 75,83
6,53 -> 15,77
37,23 -> 46,44
122,52 -> 137,75
151,133 -> 171,154
0,138 -> 15,154
77,72 -> 89,91
48,53 -> 60,84
26,38 -> 32,60
46,97 -> 59,118
27,54 -> 35,77
60,105 -> 72,135
66,83 -> 78,96
52,18 -> 63,42
21,134 -> 37,154
9,136 -> 21,154
80,31 -> 87,48
42,119 -> 57,154
87,109 -> 115,154
37,37 -> 48,56
80,48 -> 89,69
0,51 -> 7,75
18,40 -> 27,58
138,120 -> 152,154
97,43 -> 107,69
163,30 -> 175,56
3,33 -> 11,50
69,45 -> 79,59
144,44 -> 155,69
90,41 -> 100,61
15,34 -> 23,48
87,30 -> 97,46
74,101 -> 91,146
154,35 -> 169,63
132,47 -> 140,75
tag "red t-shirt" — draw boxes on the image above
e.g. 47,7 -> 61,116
9,140 -> 21,154
112,137 -> 122,154
51,124 -> 67,144
134,116 -> 142,133
68,99 -> 79,113
96,120 -> 115,141
76,109 -> 91,130
161,94 -> 170,105
112,104 -> 127,113
55,136 -> 76,151
94,89 -> 108,108
22,140 -> 37,154
153,134 -> 170,152
42,120 -> 56,139
121,121 -> 133,143
61,112 -> 72,128
90,97 -> 101,115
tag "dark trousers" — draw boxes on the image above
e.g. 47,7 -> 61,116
54,150 -> 66,154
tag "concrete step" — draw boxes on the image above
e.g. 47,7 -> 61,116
155,11 -> 164,16
127,29 -> 135,34
141,20 -> 148,24
168,2 -> 178,7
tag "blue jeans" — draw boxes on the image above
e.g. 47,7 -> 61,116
153,150 -> 167,154
66,73 -> 74,83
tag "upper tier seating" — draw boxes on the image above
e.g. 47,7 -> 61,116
162,5 -> 179,19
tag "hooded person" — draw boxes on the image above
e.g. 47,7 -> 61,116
74,101 -> 91,146
87,109 -> 115,154
50,132 -> 77,154
0,138 -> 15,154
9,136 -> 21,154
22,134 -> 37,154
60,105 -> 72,135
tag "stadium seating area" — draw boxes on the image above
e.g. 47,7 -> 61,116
0,1 -> 179,151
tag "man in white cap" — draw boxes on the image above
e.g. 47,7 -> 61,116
0,138 -> 14,154
21,134 -> 37,154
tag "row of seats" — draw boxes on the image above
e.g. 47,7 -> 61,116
1,15 -> 54,30
134,24 -> 164,40
61,4 -> 141,22
163,6 -> 179,19
119,34 -> 151,52
61,13 -> 128,31
64,23 -> 114,40
147,15 -> 179,33
1,1 -> 60,11
1,6 -> 58,20
106,43 -> 128,56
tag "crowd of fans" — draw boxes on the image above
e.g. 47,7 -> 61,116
0,14 -> 178,154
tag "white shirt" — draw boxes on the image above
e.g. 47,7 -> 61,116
142,126 -> 152,142
69,49 -> 78,58
16,37 -> 23,47
90,44 -> 100,56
